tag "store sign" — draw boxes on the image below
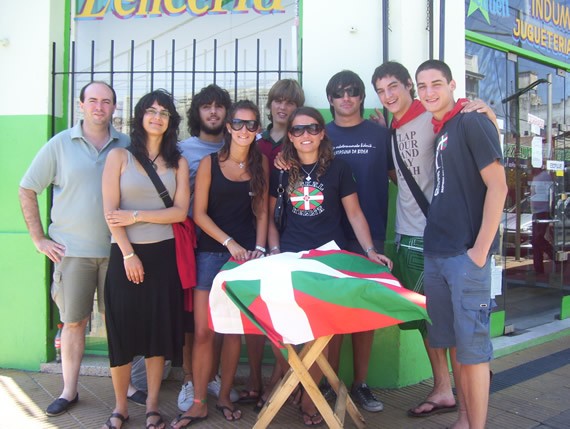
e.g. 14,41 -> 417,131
75,0 -> 285,20
466,0 -> 570,60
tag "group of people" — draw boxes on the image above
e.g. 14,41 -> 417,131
19,58 -> 507,429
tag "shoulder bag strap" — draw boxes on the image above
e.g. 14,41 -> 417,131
391,130 -> 430,218
127,146 -> 174,208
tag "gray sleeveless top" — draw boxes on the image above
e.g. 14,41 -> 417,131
112,152 -> 176,244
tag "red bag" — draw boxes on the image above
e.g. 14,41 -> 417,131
172,216 -> 197,311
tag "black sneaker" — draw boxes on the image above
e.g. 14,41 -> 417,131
45,393 -> 79,416
351,383 -> 384,412
319,381 -> 337,402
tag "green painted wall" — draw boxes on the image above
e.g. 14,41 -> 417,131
1,115 -> 54,370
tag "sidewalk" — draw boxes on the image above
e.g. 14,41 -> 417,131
2,326 -> 570,428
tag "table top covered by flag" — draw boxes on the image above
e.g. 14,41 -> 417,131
209,246 -> 429,348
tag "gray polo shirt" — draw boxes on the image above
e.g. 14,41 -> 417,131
20,121 -> 129,257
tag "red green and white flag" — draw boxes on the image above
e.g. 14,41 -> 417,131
209,244 -> 429,348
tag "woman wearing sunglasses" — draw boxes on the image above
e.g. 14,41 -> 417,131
171,100 -> 268,428
266,106 -> 391,426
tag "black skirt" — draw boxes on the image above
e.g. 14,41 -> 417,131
105,239 -> 184,367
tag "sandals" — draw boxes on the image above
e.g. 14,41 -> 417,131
146,411 -> 164,429
215,404 -> 242,421
238,389 -> 260,403
300,407 -> 324,427
170,413 -> 208,428
104,412 -> 129,429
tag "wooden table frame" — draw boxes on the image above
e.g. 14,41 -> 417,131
254,335 -> 366,429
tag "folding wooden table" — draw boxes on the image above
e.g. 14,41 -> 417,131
254,335 -> 365,429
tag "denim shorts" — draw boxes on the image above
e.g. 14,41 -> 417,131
194,252 -> 231,291
424,252 -> 493,365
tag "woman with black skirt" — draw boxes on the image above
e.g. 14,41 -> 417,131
102,89 -> 189,429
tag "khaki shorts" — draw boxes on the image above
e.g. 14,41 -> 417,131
51,257 -> 108,323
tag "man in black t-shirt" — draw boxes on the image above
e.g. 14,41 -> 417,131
416,60 -> 507,429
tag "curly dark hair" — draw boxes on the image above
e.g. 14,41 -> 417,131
129,89 -> 182,169
281,106 -> 334,193
187,84 -> 232,136
219,100 -> 266,216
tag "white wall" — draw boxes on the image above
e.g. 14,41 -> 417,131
0,0 -> 65,116
302,0 -> 384,109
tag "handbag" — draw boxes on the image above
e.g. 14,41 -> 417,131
126,147 -> 197,296
274,169 -> 287,232
391,129 -> 430,218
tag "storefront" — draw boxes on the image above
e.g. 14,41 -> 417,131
465,0 -> 570,332
2,0 -> 568,387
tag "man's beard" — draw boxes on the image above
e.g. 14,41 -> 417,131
201,119 -> 224,136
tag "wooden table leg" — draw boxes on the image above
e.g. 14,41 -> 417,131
255,335 -> 365,429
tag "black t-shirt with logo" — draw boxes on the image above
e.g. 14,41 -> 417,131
270,158 -> 357,252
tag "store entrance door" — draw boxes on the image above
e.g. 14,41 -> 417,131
502,58 -> 569,331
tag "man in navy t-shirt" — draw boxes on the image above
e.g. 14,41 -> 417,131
416,60 -> 507,429
322,70 -> 395,413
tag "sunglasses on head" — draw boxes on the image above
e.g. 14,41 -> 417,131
289,123 -> 323,137
331,87 -> 362,99
230,119 -> 259,132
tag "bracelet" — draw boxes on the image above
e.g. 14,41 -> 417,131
255,245 -> 266,253
269,246 -> 280,253
132,210 -> 139,223
123,252 -> 135,260
364,246 -> 376,256
222,236 -> 233,247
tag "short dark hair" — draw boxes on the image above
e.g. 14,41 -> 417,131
187,84 -> 232,136
265,79 -> 305,122
79,81 -> 117,105
325,70 -> 366,119
371,61 -> 416,99
130,89 -> 182,169
415,59 -> 453,83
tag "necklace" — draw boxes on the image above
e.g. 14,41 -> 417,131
149,153 -> 160,170
229,155 -> 246,169
301,163 -> 317,181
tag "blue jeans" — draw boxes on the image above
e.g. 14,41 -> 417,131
194,252 -> 231,291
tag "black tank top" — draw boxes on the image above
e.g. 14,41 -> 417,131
197,153 -> 256,252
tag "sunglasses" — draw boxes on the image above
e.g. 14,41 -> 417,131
331,87 -> 362,99
289,123 -> 323,137
230,119 -> 259,132
145,107 -> 171,119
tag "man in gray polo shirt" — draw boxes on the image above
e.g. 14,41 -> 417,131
19,81 -> 130,417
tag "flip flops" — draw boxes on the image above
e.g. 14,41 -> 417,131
407,400 -> 458,418
170,414 -> 208,428
215,404 -> 242,421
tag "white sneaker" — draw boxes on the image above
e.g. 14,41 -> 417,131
207,375 -> 240,402
177,381 -> 195,412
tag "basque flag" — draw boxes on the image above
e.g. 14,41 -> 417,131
209,243 -> 429,347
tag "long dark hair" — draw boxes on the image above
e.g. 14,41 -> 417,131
187,84 -> 232,136
281,106 -> 334,193
130,89 -> 182,169
219,100 -> 266,216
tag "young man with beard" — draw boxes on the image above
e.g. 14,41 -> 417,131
415,59 -> 507,429
322,70 -> 395,413
177,84 -> 238,411
371,61 -> 496,419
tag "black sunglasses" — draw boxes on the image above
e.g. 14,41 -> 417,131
289,123 -> 323,137
230,119 -> 259,132
331,87 -> 362,99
